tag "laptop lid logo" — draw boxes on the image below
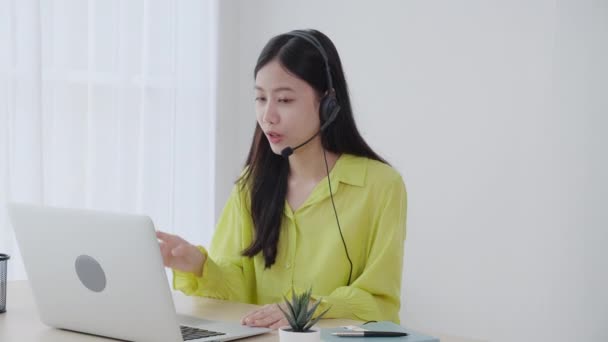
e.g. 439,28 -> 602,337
75,255 -> 106,292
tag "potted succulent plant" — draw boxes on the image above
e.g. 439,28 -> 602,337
277,287 -> 330,342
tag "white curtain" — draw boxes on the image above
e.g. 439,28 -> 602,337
0,0 -> 218,280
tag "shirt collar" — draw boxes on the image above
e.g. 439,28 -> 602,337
282,154 -> 368,217
332,153 -> 367,187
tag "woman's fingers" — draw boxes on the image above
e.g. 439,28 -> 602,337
269,318 -> 288,330
156,230 -> 184,246
158,241 -> 173,265
242,304 -> 287,328
256,310 -> 284,327
171,243 -> 188,257
156,230 -> 172,242
156,231 -> 204,275
241,307 -> 262,325
240,309 -> 257,325
242,306 -> 269,325
157,231 -> 189,267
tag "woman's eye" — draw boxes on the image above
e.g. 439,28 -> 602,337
255,97 -> 266,102
278,98 -> 293,103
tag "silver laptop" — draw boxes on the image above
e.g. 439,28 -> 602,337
7,203 -> 271,342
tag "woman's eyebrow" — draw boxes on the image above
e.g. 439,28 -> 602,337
254,85 -> 295,93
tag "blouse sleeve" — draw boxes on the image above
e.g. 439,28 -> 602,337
314,174 -> 407,323
172,185 -> 256,303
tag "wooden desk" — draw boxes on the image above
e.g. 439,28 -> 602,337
0,281 -> 482,342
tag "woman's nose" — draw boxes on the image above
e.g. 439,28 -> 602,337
262,102 -> 279,125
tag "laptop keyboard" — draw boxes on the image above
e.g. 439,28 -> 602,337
180,325 -> 226,341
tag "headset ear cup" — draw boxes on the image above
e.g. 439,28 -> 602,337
320,94 -> 339,123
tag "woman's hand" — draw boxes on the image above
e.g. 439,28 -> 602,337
156,231 -> 206,276
241,303 -> 289,330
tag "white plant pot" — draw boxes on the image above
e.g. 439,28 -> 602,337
278,326 -> 321,342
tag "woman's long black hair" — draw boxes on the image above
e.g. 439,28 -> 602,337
239,29 -> 387,268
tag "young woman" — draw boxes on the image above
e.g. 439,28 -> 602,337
157,29 -> 407,329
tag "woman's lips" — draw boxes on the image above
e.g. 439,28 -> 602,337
266,132 -> 284,144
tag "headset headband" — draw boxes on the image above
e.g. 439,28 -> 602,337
285,30 -> 334,92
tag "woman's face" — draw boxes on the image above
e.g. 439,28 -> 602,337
255,59 -> 321,155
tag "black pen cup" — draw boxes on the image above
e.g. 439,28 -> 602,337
0,254 -> 10,313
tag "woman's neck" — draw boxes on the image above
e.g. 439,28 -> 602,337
287,139 -> 340,182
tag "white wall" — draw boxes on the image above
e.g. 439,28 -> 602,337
216,1 -> 608,341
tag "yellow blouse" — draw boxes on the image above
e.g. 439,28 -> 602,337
173,154 -> 407,323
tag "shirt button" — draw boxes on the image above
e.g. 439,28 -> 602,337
286,263 -> 291,269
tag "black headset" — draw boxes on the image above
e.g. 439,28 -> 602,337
285,30 -> 341,127
284,30 -> 353,286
